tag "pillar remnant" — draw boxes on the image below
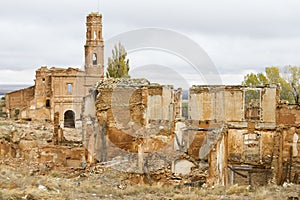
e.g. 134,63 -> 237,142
53,112 -> 59,145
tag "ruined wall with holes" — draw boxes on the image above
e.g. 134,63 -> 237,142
83,82 -> 300,186
0,140 -> 85,168
0,130 -> 85,168
276,104 -> 300,184
82,78 -> 183,174
20,143 -> 85,168
185,85 -> 280,186
5,86 -> 35,119
189,85 -> 278,123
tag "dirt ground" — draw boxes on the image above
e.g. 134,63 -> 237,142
0,118 -> 299,200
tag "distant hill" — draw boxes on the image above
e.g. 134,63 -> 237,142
0,84 -> 31,95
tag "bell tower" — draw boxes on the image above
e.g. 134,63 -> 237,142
84,12 -> 104,78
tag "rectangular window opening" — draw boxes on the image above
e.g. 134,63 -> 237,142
67,83 -> 72,94
244,89 -> 261,120
46,99 -> 50,108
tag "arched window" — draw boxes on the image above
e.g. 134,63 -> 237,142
64,110 -> 75,128
93,53 -> 97,65
67,83 -> 72,94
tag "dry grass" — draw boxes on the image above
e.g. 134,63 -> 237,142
0,157 -> 299,199
0,164 -> 300,200
0,119 -> 299,199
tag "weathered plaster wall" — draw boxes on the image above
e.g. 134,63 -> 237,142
261,86 -> 278,123
189,86 -> 278,123
5,86 -> 35,119
82,79 -> 178,174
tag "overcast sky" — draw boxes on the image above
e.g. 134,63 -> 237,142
1,0 -> 300,87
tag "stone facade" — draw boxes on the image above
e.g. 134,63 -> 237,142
5,13 -> 104,128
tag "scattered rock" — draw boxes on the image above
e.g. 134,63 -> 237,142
38,184 -> 47,191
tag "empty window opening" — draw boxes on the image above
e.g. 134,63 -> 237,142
14,109 -> 20,118
93,53 -> 97,65
42,78 -> 45,83
244,89 -> 261,120
64,110 -> 75,128
181,90 -> 189,119
45,99 -> 50,108
182,100 -> 189,119
243,132 -> 261,163
67,83 -> 72,94
94,30 -> 97,40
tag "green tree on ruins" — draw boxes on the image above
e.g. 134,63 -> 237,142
242,66 -> 300,104
106,42 -> 130,78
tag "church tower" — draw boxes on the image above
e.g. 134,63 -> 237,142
84,13 -> 104,78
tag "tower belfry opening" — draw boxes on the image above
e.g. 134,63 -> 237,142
94,31 -> 97,40
93,53 -> 97,65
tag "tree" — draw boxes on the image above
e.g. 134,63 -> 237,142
282,65 -> 300,103
106,42 -> 130,78
242,66 -> 300,104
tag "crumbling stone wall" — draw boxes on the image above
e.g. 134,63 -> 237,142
82,81 -> 300,187
5,86 -> 35,119
82,78 -> 180,175
0,139 -> 16,158
20,144 -> 84,168
0,120 -> 85,168
186,85 -> 279,186
0,136 -> 85,168
82,90 -> 102,163
207,129 -> 228,186
276,104 -> 300,184
189,85 -> 278,123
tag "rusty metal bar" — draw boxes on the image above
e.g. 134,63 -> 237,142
227,166 -> 248,178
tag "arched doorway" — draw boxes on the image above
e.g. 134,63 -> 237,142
64,110 -> 75,128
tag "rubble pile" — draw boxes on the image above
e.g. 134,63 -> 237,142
0,118 -> 84,169
96,78 -> 150,89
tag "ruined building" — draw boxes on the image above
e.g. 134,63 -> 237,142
2,12 -> 300,187
5,13 -> 104,128
82,82 -> 300,186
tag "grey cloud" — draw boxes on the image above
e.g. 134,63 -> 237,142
102,0 -> 300,38
0,0 -> 300,85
